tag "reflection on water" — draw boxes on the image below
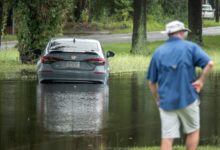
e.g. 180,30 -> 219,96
37,83 -> 109,134
0,73 -> 220,150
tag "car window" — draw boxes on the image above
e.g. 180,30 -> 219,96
49,41 -> 99,52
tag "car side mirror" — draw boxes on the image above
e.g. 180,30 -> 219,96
106,51 -> 115,58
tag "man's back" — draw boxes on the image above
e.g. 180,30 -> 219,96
147,37 -> 210,110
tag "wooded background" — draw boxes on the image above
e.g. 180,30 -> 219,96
0,0 -> 219,63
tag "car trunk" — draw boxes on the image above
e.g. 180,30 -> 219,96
41,51 -> 105,71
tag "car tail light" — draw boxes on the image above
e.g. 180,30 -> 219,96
86,58 -> 105,65
41,56 -> 64,63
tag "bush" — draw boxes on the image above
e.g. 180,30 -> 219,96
14,0 -> 70,64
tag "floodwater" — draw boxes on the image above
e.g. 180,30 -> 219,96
0,73 -> 220,150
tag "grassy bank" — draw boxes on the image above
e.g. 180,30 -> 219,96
103,36 -> 220,74
0,50 -> 35,80
0,35 -> 220,79
1,34 -> 17,42
103,41 -> 162,74
121,146 -> 219,150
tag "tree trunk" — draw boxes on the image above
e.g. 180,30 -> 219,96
0,0 -> 4,47
74,0 -> 88,21
216,0 -> 219,22
188,0 -> 203,44
131,0 -> 147,55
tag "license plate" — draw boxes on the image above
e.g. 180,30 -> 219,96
64,62 -> 80,69
54,62 -> 80,69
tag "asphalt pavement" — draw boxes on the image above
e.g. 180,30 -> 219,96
1,26 -> 220,49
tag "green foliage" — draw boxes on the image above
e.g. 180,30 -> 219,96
147,15 -> 165,31
80,9 -> 89,23
14,0 -> 70,64
91,20 -> 132,33
160,0 -> 188,22
65,0 -> 188,30
113,0 -> 133,21
1,0 -> 11,40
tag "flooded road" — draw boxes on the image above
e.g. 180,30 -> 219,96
0,73 -> 220,150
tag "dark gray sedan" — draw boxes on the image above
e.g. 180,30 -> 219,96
37,38 -> 114,84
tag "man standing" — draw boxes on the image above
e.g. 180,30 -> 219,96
147,20 -> 214,150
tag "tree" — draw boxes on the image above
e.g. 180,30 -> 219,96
74,0 -> 88,22
14,0 -> 70,63
160,0 -> 188,22
131,0 -> 147,54
0,0 -> 4,47
215,0 -> 219,22
188,0 -> 203,44
113,0 -> 132,21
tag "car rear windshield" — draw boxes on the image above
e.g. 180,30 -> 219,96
49,40 -> 99,53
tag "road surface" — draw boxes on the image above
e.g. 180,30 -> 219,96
1,26 -> 220,49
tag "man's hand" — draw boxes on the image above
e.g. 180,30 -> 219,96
148,81 -> 160,107
192,60 -> 213,93
156,97 -> 160,107
192,80 -> 204,93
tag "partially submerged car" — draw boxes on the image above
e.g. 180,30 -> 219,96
37,38 -> 114,84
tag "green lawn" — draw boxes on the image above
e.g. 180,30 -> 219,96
0,49 -> 35,79
1,34 -> 17,42
119,146 -> 219,150
203,19 -> 220,28
0,35 -> 220,79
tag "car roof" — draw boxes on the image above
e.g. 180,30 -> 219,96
51,38 -> 101,44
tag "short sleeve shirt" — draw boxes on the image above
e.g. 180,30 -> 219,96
147,37 -> 211,110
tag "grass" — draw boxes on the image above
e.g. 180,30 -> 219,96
103,36 -> 220,74
1,34 -> 17,42
202,36 -> 220,71
103,41 -> 163,74
0,49 -> 35,80
0,35 -> 220,79
119,146 -> 220,150
203,19 -> 220,27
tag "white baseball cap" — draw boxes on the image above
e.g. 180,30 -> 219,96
161,20 -> 190,34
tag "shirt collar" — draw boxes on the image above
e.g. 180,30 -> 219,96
167,36 -> 182,42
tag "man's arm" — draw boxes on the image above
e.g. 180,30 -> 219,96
192,60 -> 214,93
148,81 -> 159,106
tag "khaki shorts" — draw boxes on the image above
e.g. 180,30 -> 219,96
159,100 -> 200,139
